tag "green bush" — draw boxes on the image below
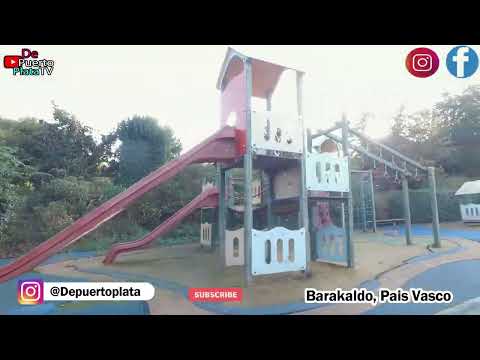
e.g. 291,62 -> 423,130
383,189 -> 461,223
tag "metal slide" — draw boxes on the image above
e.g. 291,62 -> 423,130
0,126 -> 237,283
103,186 -> 219,264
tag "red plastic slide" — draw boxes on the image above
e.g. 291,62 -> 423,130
103,186 -> 219,264
0,126 -> 237,283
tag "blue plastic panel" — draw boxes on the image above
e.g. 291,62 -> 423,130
314,224 -> 348,265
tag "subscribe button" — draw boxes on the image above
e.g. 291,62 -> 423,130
188,288 -> 243,303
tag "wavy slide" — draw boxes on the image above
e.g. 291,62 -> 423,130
103,186 -> 219,264
0,126 -> 237,283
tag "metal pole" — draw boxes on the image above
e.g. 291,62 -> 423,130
297,71 -> 311,275
310,123 -> 343,140
243,59 -> 254,285
266,91 -> 272,112
349,127 -> 427,172
369,170 -> 377,232
402,175 -> 413,245
307,128 -> 313,153
264,171 -> 274,229
324,132 -> 412,176
360,177 -> 367,232
428,167 -> 441,248
265,90 -> 274,230
217,164 -> 226,267
341,118 -> 355,268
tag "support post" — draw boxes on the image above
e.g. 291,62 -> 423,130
341,118 -> 355,268
297,71 -> 311,275
428,167 -> 441,248
266,91 -> 272,112
402,175 -> 413,245
217,164 -> 226,267
264,171 -> 274,229
307,128 -> 312,153
369,170 -> 377,232
265,90 -> 274,230
243,59 -> 254,285
360,177 -> 367,232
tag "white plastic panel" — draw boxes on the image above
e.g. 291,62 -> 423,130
251,111 -> 303,154
460,204 -> 480,222
200,223 -> 212,247
306,152 -> 349,192
252,227 -> 306,275
225,228 -> 245,266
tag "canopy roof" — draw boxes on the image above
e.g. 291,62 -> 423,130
216,47 -> 303,99
455,180 -> 480,196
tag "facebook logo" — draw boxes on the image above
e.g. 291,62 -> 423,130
446,46 -> 478,78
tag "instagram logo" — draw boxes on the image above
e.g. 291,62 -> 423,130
18,279 -> 44,305
406,47 -> 439,78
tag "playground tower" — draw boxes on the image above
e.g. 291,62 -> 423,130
215,48 -> 355,285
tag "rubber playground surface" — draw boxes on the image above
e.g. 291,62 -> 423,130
3,222 -> 480,315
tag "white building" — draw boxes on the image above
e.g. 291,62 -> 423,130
455,180 -> 480,223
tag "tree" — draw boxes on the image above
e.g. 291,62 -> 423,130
352,112 -> 372,134
404,110 -> 440,144
433,86 -> 480,176
8,104 -> 111,178
114,115 -> 182,186
391,105 -> 408,138
434,85 -> 480,146
0,145 -> 34,251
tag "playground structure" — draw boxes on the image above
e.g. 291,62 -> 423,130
0,47 -> 443,285
455,180 -> 480,224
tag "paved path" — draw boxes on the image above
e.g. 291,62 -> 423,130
298,237 -> 480,315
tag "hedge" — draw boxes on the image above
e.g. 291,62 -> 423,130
375,190 -> 461,224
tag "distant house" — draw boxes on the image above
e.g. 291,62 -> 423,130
455,180 -> 480,223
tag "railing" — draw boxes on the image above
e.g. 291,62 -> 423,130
200,223 -> 212,247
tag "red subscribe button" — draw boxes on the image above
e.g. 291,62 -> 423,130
188,288 -> 243,303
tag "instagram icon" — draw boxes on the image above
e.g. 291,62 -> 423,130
18,279 -> 44,305
406,47 -> 439,78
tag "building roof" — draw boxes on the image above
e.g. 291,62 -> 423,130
455,180 -> 480,196
216,47 -> 303,99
